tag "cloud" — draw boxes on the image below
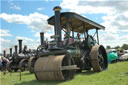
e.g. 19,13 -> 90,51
16,36 -> 33,42
0,38 -> 11,53
37,7 -> 44,11
60,0 -> 128,47
0,29 -> 13,53
61,0 -> 114,14
0,12 -> 52,32
0,12 -> 52,53
16,36 -> 39,50
10,5 -> 21,10
0,35 -> 40,53
100,33 -> 128,47
101,12 -> 128,33
60,0 -> 128,32
0,29 -> 13,37
34,31 -> 54,41
8,0 -> 21,10
0,38 -> 11,43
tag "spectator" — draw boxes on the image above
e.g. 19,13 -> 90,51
0,56 -> 3,71
2,57 -> 9,75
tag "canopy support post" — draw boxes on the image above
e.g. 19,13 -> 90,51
66,15 -> 70,46
96,29 -> 99,45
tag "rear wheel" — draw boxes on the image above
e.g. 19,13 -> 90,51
90,45 -> 108,72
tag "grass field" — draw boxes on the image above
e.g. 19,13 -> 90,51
0,61 -> 128,85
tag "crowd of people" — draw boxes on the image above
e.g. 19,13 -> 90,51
0,56 -> 9,75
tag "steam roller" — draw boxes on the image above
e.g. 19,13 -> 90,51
33,6 -> 108,81
6,43 -> 25,72
6,39 -> 36,72
18,41 -> 37,72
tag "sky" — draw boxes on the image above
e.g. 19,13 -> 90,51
0,0 -> 128,54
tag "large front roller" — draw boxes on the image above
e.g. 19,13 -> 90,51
28,57 -> 37,73
34,55 -> 77,80
19,59 -> 28,71
90,45 -> 108,72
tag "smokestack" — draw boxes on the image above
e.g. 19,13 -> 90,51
3,50 -> 6,57
18,39 -> 22,53
15,45 -> 17,54
53,6 -> 62,47
10,48 -> 12,56
40,32 -> 44,45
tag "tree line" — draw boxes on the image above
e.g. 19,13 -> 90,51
106,44 -> 128,50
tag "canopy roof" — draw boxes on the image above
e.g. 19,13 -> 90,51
48,12 -> 105,33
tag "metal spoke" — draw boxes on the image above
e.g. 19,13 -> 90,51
98,49 -> 105,69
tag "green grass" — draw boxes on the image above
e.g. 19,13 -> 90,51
0,61 -> 128,85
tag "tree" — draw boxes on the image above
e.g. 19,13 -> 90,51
106,45 -> 111,49
114,46 -> 120,49
121,44 -> 128,50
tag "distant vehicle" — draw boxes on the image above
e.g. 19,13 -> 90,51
124,50 -> 128,53
119,50 -> 128,61
106,49 -> 118,63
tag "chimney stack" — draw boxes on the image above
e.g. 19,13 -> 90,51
18,39 -> 22,53
10,48 -> 12,56
15,45 -> 17,54
3,50 -> 6,57
40,32 -> 44,45
53,6 -> 62,47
